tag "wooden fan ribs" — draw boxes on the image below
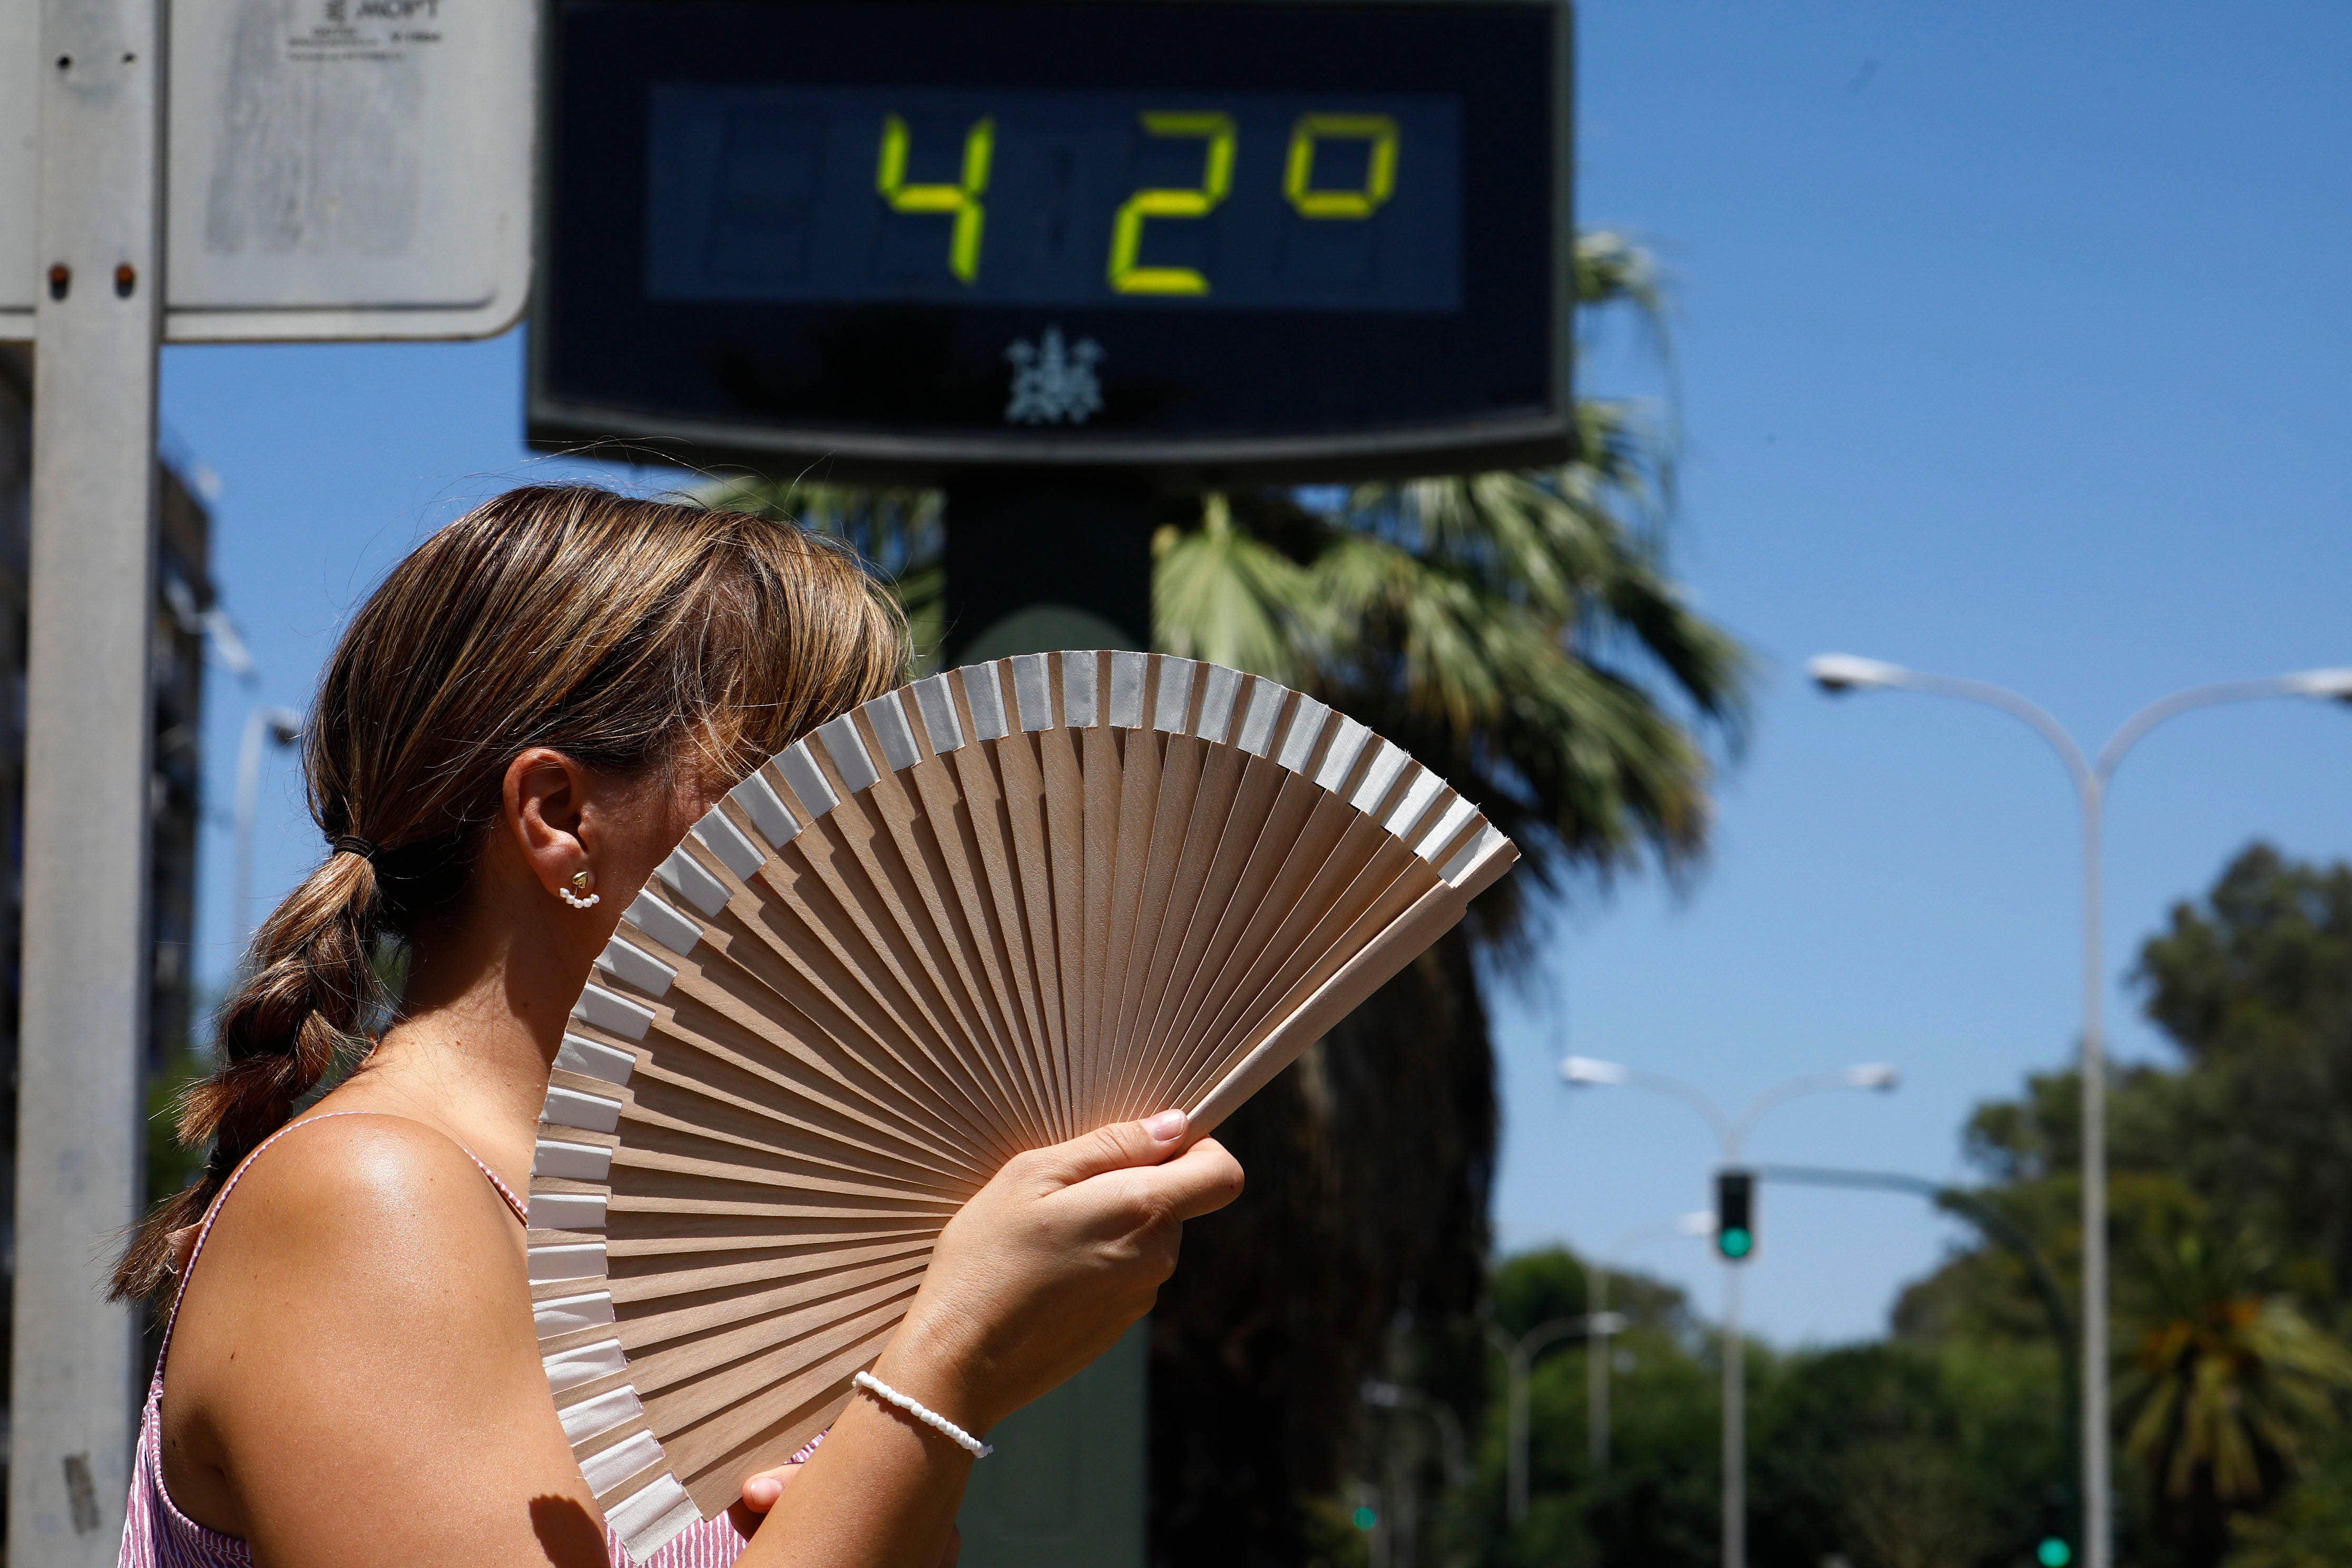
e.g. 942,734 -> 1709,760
769,730 -> 1031,1162
900,753 -> 1056,1150
855,722 -> 1044,1149
724,806 -> 1011,1170
531,651 -> 1518,1561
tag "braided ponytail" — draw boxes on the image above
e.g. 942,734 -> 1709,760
111,484 -> 907,1301
112,846 -> 387,1298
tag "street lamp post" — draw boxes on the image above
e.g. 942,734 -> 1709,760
1485,1311 -> 1625,1527
1561,1056 -> 1899,1568
1585,1211 -> 1716,1485
1360,1378 -> 1470,1568
1808,655 -> 2352,1568
232,705 -> 304,957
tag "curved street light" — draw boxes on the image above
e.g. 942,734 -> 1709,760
1806,655 -> 2352,1568
1561,1057 -> 1898,1568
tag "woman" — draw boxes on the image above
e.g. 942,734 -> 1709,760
115,486 -> 1243,1567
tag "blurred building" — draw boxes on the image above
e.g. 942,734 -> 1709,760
0,344 -> 215,1494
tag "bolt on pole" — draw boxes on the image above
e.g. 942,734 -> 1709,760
7,0 -> 165,1556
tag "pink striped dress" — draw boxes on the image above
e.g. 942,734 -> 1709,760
118,1112 -> 760,1567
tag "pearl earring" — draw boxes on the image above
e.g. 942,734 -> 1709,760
558,869 -> 601,910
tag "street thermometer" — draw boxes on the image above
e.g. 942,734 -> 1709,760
530,0 -> 1573,481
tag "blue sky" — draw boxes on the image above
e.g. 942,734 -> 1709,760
160,1 -> 2352,1344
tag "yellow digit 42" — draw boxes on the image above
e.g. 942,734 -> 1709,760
1107,111 -> 1236,296
1283,113 -> 1399,219
875,112 -> 995,283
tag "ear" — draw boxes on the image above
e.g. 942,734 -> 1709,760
502,747 -> 601,899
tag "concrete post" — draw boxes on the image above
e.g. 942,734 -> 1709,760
8,0 -> 164,1554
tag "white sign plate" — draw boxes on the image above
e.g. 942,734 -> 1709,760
0,0 -> 532,341
0,0 -> 33,325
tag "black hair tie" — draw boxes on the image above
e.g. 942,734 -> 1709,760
330,835 -> 379,862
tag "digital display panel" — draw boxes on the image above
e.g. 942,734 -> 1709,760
645,86 -> 1462,312
532,0 -> 1571,481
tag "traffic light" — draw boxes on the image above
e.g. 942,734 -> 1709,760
1716,1168 -> 1756,1262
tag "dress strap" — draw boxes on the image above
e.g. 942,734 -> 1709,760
158,1111 -> 526,1370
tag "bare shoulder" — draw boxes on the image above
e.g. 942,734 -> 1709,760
160,1115 -> 605,1560
195,1111 -> 520,1275
167,1111 -> 531,1390
158,1112 -> 551,1539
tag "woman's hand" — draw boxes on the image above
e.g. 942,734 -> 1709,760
871,1110 -> 1244,1437
731,1112 -> 1238,1568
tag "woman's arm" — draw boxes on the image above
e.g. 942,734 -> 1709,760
740,1112 -> 1243,1568
176,1112 -> 1238,1568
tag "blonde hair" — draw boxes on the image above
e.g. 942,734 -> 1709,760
114,484 -> 907,1298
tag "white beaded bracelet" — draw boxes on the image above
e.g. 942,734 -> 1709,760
853,1370 -> 995,1458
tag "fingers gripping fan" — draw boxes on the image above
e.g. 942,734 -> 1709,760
530,652 -> 1517,1558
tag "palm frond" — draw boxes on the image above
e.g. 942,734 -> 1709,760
2119,1226 -> 2352,1504
1150,494 -> 1322,682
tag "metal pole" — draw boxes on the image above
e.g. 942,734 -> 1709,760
1486,1316 -> 1599,1528
1721,1263 -> 1743,1568
1588,1265 -> 1610,1482
1391,1445 -> 1418,1568
1504,1343 -> 1531,1527
10,0 -> 164,1554
234,710 -> 269,958
2080,781 -> 2109,1568
1809,655 -> 2352,1568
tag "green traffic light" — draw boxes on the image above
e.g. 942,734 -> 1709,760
1352,1506 -> 1378,1532
1719,1227 -> 1753,1259
2036,1536 -> 2072,1567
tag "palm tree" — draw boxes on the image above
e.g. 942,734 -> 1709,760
2118,1226 -> 2352,1567
693,230 -> 1750,1567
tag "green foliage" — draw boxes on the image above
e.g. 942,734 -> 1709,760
2109,1227 -> 2352,1565
2133,847 -> 2352,1306
1462,1251 -> 2069,1568
1151,242 -> 1754,945
2228,1432 -> 2352,1568
1164,456 -> 1750,954
1298,1493 -> 1375,1568
1470,1248 -> 1714,1568
2120,1231 -> 2352,1506
1457,848 -> 2352,1568
1487,1244 -> 1691,1340
1468,1301 -> 1719,1567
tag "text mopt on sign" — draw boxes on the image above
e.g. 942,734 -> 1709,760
0,0 -> 531,341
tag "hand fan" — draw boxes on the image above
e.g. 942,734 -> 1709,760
526,651 -> 1516,1559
